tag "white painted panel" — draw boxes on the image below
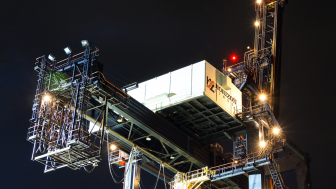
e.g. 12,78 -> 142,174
128,82 -> 146,103
145,78 -> 159,100
204,62 -> 242,116
170,65 -> 192,104
89,122 -> 100,133
249,174 -> 262,189
192,61 -> 206,98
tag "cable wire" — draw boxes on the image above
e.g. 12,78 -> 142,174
162,164 -> 167,189
152,163 -> 162,189
107,134 -> 134,184
83,166 -> 96,173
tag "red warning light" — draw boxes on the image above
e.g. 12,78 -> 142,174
232,56 -> 236,60
231,55 -> 237,61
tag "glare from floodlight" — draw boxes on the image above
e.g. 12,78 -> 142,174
234,160 -> 238,164
260,141 -> 266,148
64,46 -> 72,55
273,128 -> 280,135
228,68 -> 232,72
170,156 -> 175,159
43,94 -> 51,102
110,144 -> 117,150
146,136 -> 151,141
259,94 -> 266,101
257,0 -> 262,4
81,40 -> 89,47
247,46 -> 250,49
48,54 -> 55,61
255,21 -> 260,27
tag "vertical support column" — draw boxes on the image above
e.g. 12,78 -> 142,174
124,148 -> 141,189
254,4 -> 260,53
99,99 -> 108,155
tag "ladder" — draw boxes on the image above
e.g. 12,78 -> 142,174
267,154 -> 287,189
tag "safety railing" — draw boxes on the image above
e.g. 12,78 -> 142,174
209,151 -> 270,180
109,149 -> 129,166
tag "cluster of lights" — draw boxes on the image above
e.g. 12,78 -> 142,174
259,128 -> 281,148
47,40 -> 89,62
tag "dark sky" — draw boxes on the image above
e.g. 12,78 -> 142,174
1,0 -> 335,188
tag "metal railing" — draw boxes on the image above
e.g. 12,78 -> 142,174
209,151 -> 269,179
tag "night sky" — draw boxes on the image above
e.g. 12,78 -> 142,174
1,0 -> 335,188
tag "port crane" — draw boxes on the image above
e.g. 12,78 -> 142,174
27,0 -> 312,189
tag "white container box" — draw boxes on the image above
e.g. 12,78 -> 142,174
128,60 -> 242,117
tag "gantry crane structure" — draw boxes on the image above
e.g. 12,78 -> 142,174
27,0 -> 312,189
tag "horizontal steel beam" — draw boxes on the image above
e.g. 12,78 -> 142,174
84,115 -> 180,174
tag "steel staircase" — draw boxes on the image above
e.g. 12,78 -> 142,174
267,154 -> 287,189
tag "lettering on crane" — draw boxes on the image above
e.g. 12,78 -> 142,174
206,76 -> 237,105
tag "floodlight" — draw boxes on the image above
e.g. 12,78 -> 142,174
255,21 -> 260,27
170,156 -> 175,159
64,46 -> 72,55
259,94 -> 266,101
247,46 -> 250,50
81,40 -> 89,47
228,68 -> 232,72
234,160 -> 238,164
43,94 -> 51,102
48,54 -> 55,61
146,136 -> 151,141
257,0 -> 262,4
273,128 -> 280,135
117,117 -> 123,123
110,144 -> 117,150
260,141 -> 266,148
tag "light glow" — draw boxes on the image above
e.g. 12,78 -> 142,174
81,40 -> 89,47
255,21 -> 260,27
273,128 -> 280,135
110,144 -> 117,150
257,0 -> 262,4
146,136 -> 151,141
43,95 -> 51,102
260,141 -> 266,148
228,68 -> 232,72
259,94 -> 266,101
